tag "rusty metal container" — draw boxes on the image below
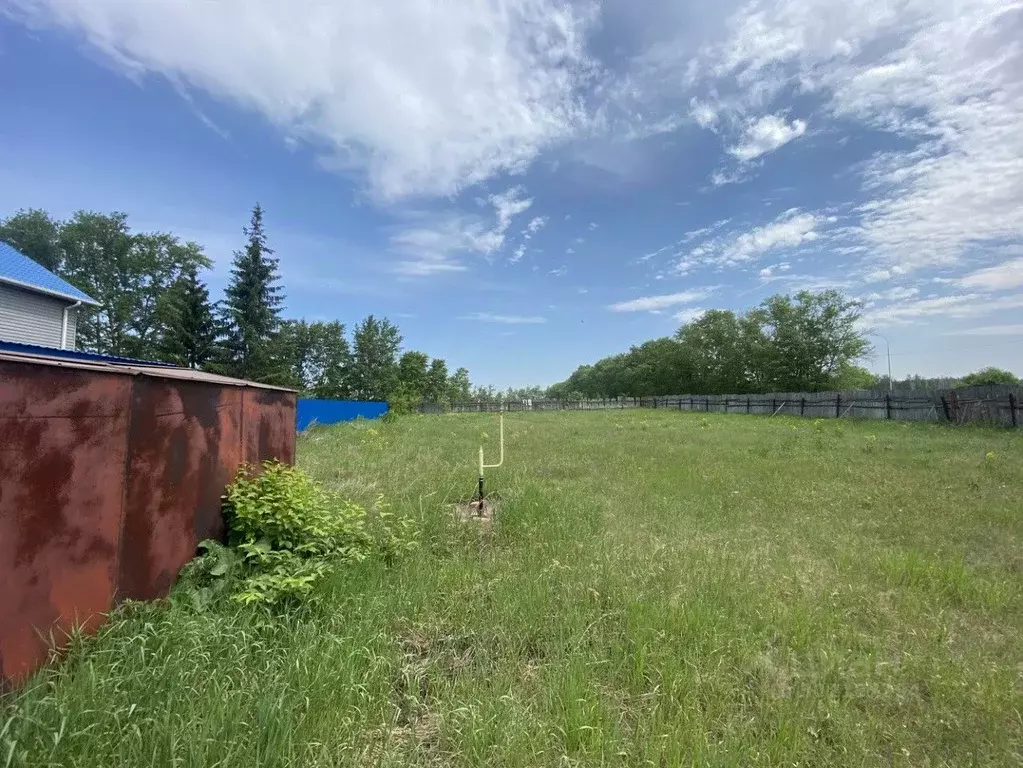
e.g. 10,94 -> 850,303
0,350 -> 296,688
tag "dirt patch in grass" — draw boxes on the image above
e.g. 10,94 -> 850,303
453,497 -> 499,525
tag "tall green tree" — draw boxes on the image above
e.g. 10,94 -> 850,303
59,212 -> 209,357
58,211 -> 134,354
159,264 -> 218,368
307,321 -> 354,399
447,367 -> 472,402
351,315 -> 402,400
755,290 -> 868,391
675,310 -> 756,394
218,204 -> 285,382
397,351 -> 430,399
0,208 -> 63,272
424,358 -> 449,404
279,320 -> 354,397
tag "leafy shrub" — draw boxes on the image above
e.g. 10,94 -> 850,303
187,461 -> 419,606
387,386 -> 422,416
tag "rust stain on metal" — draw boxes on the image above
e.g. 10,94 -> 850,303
243,388 -> 297,466
117,379 -> 244,601
0,361 -> 129,687
0,350 -> 296,688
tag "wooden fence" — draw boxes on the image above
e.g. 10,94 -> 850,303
420,385 -> 1021,428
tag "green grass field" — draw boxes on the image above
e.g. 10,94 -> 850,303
5,411 -> 1022,767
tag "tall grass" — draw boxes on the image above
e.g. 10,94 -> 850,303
4,411 -> 1021,766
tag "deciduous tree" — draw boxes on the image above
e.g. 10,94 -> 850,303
961,367 -> 1020,387
351,315 -> 402,400
0,208 -> 62,272
59,212 -> 209,358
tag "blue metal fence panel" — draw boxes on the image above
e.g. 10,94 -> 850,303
296,399 -> 389,430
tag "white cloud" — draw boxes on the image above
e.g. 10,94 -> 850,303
709,168 -> 748,187
391,185 -> 532,275
863,293 -> 1023,325
862,286 -> 920,302
689,97 -> 719,129
566,247 -> 575,255
957,257 -> 1023,291
588,221 -> 599,230
490,186 -> 533,236
638,244 -> 673,262
728,114 -> 807,162
945,324 -> 1023,337
725,211 -> 821,261
460,312 -> 547,324
525,215 -> 548,234
548,266 -> 567,277
577,287 -> 588,294
699,0 -> 1023,271
510,244 -> 526,264
677,209 -> 824,274
674,307 -> 707,324
609,288 -> 715,313
862,269 -> 893,283
9,0 -> 599,201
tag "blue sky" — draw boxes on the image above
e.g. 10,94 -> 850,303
2,0 -> 1021,387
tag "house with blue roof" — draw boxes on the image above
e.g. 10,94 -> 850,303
0,241 -> 100,350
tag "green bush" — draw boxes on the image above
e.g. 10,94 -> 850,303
386,385 -> 422,416
187,461 -> 418,606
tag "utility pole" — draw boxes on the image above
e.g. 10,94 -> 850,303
872,333 -> 893,392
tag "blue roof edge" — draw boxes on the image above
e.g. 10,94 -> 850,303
0,240 -> 100,305
0,339 -> 178,367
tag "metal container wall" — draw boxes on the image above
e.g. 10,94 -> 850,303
0,352 -> 296,689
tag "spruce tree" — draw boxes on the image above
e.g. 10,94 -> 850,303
218,204 -> 284,382
159,264 -> 217,368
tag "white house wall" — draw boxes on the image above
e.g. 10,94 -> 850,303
0,282 -> 76,349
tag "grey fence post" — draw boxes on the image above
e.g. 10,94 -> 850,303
886,394 -> 892,420
746,397 -> 751,414
835,394 -> 841,418
1010,393 -> 1018,427
800,397 -> 805,416
941,395 -> 951,422
705,397 -> 710,412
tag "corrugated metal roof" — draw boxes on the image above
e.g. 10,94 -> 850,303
0,338 -> 178,367
0,349 -> 296,392
0,241 -> 100,306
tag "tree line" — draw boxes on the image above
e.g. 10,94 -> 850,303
546,291 -> 872,399
0,205 -> 475,406
541,291 -> 1019,401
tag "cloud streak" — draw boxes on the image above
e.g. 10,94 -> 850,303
460,312 -> 547,324
957,257 -> 1023,292
677,209 -> 826,274
609,288 -> 715,312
